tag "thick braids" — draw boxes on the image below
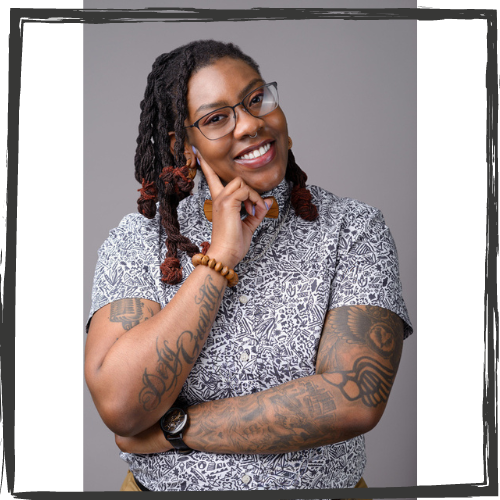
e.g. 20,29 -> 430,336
135,53 -> 177,219
286,149 -> 319,221
157,48 -> 200,284
135,70 -> 158,219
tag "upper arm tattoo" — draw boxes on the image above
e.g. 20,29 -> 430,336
109,298 -> 155,331
316,305 -> 404,408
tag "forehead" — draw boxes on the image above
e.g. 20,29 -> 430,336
187,57 -> 262,116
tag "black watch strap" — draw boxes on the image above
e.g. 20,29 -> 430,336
160,404 -> 192,454
167,434 -> 190,452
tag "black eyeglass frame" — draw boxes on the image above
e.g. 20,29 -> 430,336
185,82 -> 279,141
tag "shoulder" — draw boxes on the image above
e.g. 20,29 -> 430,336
308,184 -> 386,229
113,210 -> 161,234
112,210 -> 161,237
98,211 -> 161,258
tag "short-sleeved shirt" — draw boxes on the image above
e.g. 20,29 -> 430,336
88,175 -> 412,494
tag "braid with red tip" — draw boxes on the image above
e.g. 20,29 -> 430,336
285,149 -> 318,221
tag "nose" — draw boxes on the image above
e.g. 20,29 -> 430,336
232,105 -> 263,139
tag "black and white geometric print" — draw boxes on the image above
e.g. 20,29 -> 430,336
88,174 -> 412,495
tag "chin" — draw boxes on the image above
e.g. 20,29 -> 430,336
250,172 -> 285,194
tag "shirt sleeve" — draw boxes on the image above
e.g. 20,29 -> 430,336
87,213 -> 161,332
328,201 -> 413,338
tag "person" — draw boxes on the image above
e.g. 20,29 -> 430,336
84,39 -> 413,496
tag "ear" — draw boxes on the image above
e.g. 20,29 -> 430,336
168,131 -> 193,157
168,131 -> 177,156
168,131 -> 197,174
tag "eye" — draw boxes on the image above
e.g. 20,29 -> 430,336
248,91 -> 264,108
201,110 -> 231,127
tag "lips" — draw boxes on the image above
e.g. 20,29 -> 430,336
234,140 -> 273,160
234,140 -> 276,169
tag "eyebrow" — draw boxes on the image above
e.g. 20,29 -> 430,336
194,78 -> 266,116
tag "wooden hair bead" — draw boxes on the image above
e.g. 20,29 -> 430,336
220,266 -> 229,276
208,258 -> 217,269
214,262 -> 223,272
201,255 -> 210,266
226,269 -> 235,280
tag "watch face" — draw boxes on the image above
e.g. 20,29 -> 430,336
161,408 -> 187,435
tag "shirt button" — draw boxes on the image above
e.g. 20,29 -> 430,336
239,295 -> 249,304
240,352 -> 249,362
241,474 -> 251,484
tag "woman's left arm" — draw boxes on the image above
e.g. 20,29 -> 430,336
116,304 -> 404,455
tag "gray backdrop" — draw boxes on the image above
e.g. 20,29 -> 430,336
84,0 -> 417,494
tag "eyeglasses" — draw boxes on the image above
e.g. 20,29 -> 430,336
185,82 -> 279,140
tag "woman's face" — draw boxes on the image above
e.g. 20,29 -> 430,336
185,57 -> 289,194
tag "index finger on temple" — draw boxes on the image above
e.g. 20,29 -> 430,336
197,151 -> 223,199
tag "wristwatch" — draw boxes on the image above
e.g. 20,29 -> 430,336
160,404 -> 192,454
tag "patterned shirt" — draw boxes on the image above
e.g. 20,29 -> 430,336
88,175 -> 412,495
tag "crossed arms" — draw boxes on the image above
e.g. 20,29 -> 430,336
85,263 -> 404,455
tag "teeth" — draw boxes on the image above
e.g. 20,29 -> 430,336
238,142 -> 270,160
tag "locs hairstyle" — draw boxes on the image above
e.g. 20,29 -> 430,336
135,39 -> 318,285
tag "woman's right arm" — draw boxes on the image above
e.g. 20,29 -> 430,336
85,266 -> 228,437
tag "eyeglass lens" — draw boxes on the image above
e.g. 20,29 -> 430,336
199,83 -> 278,140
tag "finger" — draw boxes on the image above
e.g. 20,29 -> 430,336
196,150 -> 224,199
243,199 -> 254,217
226,183 -> 268,213
242,197 -> 273,232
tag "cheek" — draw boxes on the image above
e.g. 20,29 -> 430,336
269,109 -> 288,133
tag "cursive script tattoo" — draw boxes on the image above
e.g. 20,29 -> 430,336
139,275 -> 222,411
110,298 -> 155,331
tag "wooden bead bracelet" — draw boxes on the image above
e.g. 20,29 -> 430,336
192,253 -> 239,287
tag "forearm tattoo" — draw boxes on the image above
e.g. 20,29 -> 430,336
192,378 -> 340,454
110,298 -> 155,331
138,275 -> 222,412
316,305 -> 403,409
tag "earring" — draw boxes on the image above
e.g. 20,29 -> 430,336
288,137 -> 293,150
184,151 -> 197,179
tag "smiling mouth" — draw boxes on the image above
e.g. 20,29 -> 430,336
235,142 -> 272,160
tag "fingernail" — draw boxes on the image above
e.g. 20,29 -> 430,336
197,158 -> 200,165
192,146 -> 198,154
264,201 -> 269,211
252,205 -> 256,216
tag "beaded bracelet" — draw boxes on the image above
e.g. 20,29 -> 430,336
192,253 -> 239,287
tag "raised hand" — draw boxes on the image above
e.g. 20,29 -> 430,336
196,150 -> 273,268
